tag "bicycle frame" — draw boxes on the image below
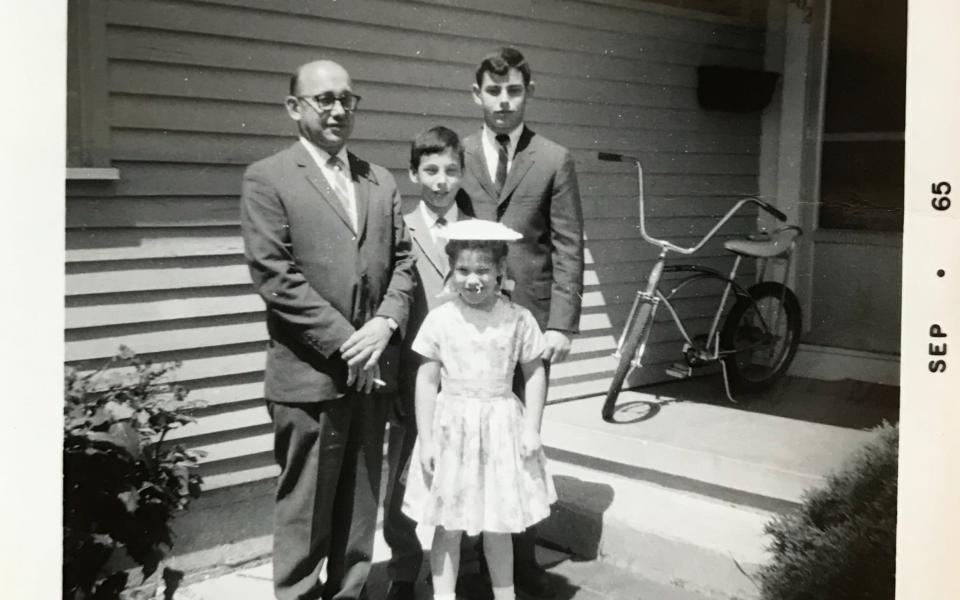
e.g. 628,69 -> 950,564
603,153 -> 796,369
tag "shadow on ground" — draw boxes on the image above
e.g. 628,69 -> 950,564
626,374 -> 899,430
364,476 -> 616,600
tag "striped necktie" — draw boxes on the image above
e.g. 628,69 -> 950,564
326,155 -> 353,228
495,133 -> 510,194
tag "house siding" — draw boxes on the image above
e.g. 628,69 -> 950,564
66,0 -> 765,491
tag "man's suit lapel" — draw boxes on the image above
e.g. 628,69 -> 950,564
292,142 -> 356,233
404,207 -> 447,278
465,134 -> 498,203
499,127 -> 537,204
348,152 -> 377,242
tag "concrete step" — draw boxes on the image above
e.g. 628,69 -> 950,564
535,382 -> 883,598
540,458 -> 770,599
542,387 -> 876,506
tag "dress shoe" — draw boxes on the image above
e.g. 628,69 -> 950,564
384,580 -> 415,600
514,562 -> 556,599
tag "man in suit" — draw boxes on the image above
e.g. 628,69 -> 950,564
240,60 -> 415,600
382,126 -> 475,600
459,47 -> 585,599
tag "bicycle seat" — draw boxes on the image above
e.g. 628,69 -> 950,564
724,227 -> 800,258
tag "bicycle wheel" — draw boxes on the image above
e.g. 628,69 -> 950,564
719,281 -> 801,392
602,302 -> 654,422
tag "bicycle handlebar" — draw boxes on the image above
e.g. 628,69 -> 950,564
598,152 -> 790,255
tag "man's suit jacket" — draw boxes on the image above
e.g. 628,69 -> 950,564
397,191 -> 475,405
241,141 -> 415,403
461,127 -> 584,333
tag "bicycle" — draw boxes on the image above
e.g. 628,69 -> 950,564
597,152 -> 804,422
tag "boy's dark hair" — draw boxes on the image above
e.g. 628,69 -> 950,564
475,47 -> 532,87
410,126 -> 465,171
444,239 -> 509,266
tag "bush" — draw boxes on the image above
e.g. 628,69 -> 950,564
63,346 -> 204,600
758,422 -> 898,600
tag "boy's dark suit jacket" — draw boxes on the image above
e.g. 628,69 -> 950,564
240,141 -> 415,401
397,190 -> 475,410
461,126 -> 584,333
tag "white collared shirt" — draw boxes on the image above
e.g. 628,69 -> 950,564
480,124 -> 523,185
300,137 -> 358,230
419,200 -> 460,247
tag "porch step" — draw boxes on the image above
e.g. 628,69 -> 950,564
536,385 -> 880,598
541,388 -> 875,505
540,458 -> 771,599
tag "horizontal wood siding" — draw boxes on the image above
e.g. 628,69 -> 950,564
66,0 -> 765,489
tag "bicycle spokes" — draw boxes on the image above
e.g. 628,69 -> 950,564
737,305 -> 783,374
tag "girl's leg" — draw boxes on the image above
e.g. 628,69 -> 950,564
483,532 -> 515,600
431,526 -> 462,599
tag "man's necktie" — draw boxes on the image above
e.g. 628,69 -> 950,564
495,133 -> 510,195
327,155 -> 353,228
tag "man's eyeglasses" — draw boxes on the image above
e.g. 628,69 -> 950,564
297,92 -> 362,112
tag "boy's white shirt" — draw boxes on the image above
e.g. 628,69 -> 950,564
418,200 -> 460,247
299,136 -> 358,231
480,123 -> 523,183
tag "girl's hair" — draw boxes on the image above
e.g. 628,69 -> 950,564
444,239 -> 509,265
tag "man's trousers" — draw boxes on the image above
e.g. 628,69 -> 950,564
267,393 -> 389,600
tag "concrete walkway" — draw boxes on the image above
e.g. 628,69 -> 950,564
175,545 -> 719,600
160,375 -> 897,600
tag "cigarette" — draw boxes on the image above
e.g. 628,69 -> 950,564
373,378 -> 387,387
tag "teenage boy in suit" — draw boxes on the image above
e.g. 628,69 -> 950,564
382,126 -> 475,600
240,59 -> 415,600
460,47 -> 585,599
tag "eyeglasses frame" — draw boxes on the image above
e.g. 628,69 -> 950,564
296,92 -> 362,113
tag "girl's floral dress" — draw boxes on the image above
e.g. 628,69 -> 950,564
402,295 -> 557,535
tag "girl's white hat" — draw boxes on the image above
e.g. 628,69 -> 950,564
436,218 -> 522,241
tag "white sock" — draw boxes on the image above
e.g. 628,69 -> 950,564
492,585 -> 516,600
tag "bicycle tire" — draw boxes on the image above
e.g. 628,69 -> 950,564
601,302 -> 653,421
719,281 -> 802,392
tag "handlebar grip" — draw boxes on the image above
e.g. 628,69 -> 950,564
764,204 -> 789,222
598,152 -> 626,162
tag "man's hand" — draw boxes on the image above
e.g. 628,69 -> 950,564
541,330 -> 572,363
347,361 -> 381,394
340,317 -> 393,369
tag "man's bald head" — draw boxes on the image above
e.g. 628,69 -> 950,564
289,60 -> 351,96
285,60 -> 356,154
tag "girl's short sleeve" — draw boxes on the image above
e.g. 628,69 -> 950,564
517,307 -> 546,364
411,308 -> 442,361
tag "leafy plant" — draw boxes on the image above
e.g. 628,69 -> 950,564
758,422 -> 898,600
63,346 -> 204,600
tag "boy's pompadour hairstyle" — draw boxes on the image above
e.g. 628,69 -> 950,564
410,126 -> 464,171
444,239 -> 509,266
475,47 -> 532,87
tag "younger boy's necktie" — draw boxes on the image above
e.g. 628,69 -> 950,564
495,133 -> 510,195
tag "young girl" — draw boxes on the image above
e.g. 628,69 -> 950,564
402,219 -> 556,600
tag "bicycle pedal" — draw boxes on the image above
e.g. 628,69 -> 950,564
665,363 -> 692,379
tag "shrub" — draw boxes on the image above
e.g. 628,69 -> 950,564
758,422 -> 898,600
63,346 -> 204,600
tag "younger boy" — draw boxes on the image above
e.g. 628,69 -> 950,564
383,126 -> 475,600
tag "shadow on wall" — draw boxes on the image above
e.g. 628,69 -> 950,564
538,475 -> 615,562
